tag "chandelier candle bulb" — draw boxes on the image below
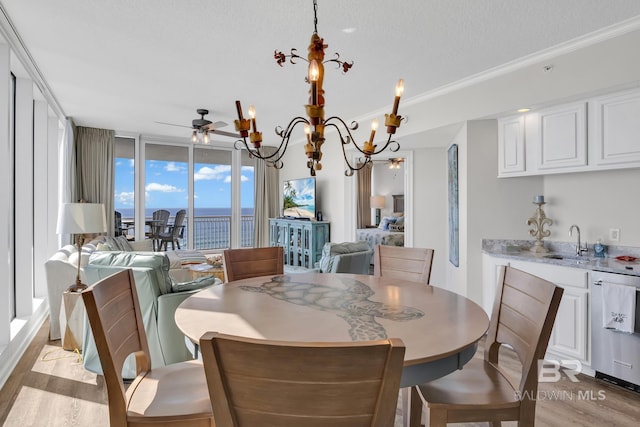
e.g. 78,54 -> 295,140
310,60 -> 319,106
248,105 -> 257,133
392,79 -> 404,115
369,119 -> 378,143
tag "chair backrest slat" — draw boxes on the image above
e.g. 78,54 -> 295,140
200,333 -> 405,427
82,269 -> 151,423
485,266 -> 563,397
223,247 -> 284,282
373,245 -> 434,284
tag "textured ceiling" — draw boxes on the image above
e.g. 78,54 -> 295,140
2,0 -> 640,144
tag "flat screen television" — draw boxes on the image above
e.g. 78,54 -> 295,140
283,177 -> 316,219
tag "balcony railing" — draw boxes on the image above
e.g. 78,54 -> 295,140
126,215 -> 254,250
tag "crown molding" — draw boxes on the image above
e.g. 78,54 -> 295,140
0,4 -> 66,120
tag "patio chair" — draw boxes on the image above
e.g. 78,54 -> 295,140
222,246 -> 284,282
373,245 -> 434,284
148,209 -> 170,251
199,332 -> 405,427
159,209 -> 186,251
81,269 -> 214,426
409,266 -> 563,427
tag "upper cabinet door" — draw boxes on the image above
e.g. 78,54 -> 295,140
535,102 -> 587,171
590,88 -> 640,168
497,115 -> 525,176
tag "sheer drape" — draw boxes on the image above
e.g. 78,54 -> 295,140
75,127 -> 115,235
253,148 -> 279,247
356,162 -> 372,228
58,119 -> 76,245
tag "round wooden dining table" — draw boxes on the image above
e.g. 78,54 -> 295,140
175,272 -> 489,389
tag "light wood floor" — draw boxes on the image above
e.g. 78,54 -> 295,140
1,320 -> 639,426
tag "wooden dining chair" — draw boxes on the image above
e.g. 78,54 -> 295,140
373,245 -> 434,284
199,332 -> 406,427
81,269 -> 214,427
409,265 -> 564,427
222,246 -> 284,282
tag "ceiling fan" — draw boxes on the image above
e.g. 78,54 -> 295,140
155,108 -> 241,142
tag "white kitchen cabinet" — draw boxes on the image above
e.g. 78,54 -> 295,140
533,101 -> 588,172
590,87 -> 640,168
497,115 -> 526,176
483,256 -> 590,368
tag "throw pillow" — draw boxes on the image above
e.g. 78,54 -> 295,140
96,242 -> 111,251
115,235 -> 133,251
171,275 -> 221,293
378,216 -> 396,231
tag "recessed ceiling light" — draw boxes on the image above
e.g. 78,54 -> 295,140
517,108 -> 531,113
342,27 -> 356,34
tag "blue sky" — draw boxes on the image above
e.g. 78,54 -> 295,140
114,158 -> 255,210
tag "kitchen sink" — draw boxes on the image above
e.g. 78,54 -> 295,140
543,254 -> 593,264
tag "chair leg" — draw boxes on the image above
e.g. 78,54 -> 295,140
428,407 -> 447,427
410,387 -> 424,427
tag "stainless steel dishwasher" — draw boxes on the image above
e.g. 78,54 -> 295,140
591,270 -> 640,392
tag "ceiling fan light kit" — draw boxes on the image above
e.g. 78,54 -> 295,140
232,0 -> 405,176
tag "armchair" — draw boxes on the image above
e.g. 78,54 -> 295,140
82,251 -> 221,378
316,241 -> 373,274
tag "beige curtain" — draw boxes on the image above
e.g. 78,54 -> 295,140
253,148 -> 280,247
59,119 -> 77,245
356,162 -> 372,228
75,127 -> 115,235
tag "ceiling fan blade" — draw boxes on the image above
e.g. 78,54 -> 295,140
154,121 -> 192,129
209,129 -> 242,138
203,120 -> 228,130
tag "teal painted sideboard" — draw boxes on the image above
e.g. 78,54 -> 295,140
269,218 -> 330,269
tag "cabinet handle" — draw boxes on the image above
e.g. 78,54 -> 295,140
593,280 -> 603,286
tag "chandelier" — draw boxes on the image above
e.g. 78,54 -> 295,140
232,0 -> 405,176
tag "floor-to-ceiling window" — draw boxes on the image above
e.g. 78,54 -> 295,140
115,139 -> 255,250
8,72 -> 15,319
114,136 -> 136,236
144,142 -> 189,245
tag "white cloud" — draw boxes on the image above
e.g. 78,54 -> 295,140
145,182 -> 184,193
129,159 -> 134,167
241,174 -> 249,182
165,161 -> 184,172
241,166 -> 254,173
223,175 -> 231,183
194,165 -> 231,181
115,191 -> 134,205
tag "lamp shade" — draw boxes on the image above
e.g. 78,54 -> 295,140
370,195 -> 386,209
56,203 -> 107,235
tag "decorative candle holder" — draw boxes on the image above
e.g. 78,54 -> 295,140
527,199 -> 553,253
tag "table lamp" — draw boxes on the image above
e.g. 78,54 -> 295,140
370,195 -> 386,226
56,203 -> 107,292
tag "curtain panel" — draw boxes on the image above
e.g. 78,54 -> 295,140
253,148 -> 279,247
356,162 -> 372,228
75,127 -> 115,235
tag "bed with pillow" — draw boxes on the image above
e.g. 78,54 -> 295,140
356,212 -> 405,249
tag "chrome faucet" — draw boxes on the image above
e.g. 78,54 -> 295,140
569,224 -> 588,256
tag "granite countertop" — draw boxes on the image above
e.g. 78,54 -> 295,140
483,239 -> 640,277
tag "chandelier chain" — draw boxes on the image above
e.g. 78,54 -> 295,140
313,0 -> 318,34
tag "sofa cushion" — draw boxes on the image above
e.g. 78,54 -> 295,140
88,251 -> 173,295
319,241 -> 371,273
170,274 -> 221,293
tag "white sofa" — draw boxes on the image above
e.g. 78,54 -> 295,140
44,235 -> 153,340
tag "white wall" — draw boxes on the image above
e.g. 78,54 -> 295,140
411,146 -> 448,287
445,120 -> 543,303
543,169 -> 640,247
